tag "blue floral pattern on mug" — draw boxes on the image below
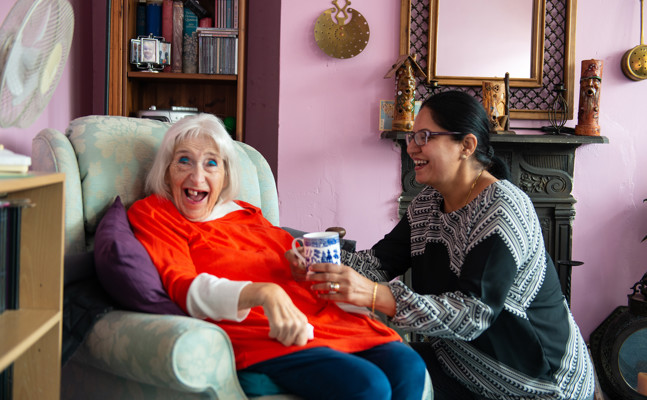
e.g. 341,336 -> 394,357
292,232 -> 341,267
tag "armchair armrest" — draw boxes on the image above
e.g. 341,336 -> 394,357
73,311 -> 247,398
32,128 -> 86,255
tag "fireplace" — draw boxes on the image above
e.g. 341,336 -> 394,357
381,132 -> 608,303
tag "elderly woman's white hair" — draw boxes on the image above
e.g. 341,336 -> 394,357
145,113 -> 239,203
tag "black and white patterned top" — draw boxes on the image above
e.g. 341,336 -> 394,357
343,180 -> 595,400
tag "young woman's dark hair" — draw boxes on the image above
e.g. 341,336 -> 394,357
421,90 -> 510,180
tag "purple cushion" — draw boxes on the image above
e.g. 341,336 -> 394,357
94,196 -> 185,315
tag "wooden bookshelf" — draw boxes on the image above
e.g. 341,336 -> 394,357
108,0 -> 247,141
0,173 -> 64,400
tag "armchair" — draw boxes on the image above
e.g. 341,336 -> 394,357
32,115 -> 432,399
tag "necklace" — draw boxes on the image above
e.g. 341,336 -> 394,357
464,169 -> 484,207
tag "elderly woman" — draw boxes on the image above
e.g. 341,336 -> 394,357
127,113 -> 426,400
289,91 -> 596,400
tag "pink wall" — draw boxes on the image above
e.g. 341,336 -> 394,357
275,0 -> 647,340
276,0 -> 403,251
1,0 -> 645,340
0,0 -> 104,157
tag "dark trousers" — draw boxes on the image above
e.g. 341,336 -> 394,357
410,341 -> 489,400
244,341 -> 427,400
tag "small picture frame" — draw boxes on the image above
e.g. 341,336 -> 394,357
141,38 -> 158,63
130,39 -> 141,64
379,100 -> 422,131
159,42 -> 171,66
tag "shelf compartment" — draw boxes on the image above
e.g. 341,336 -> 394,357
0,309 -> 60,371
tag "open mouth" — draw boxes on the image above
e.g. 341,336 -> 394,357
413,160 -> 428,168
185,188 -> 208,202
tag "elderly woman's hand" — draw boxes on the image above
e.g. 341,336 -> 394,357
285,248 -> 308,281
240,282 -> 311,346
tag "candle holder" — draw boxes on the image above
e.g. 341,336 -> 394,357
548,83 -> 568,134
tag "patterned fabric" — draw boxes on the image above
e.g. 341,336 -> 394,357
343,180 -> 595,400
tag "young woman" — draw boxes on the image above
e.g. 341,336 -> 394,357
290,91 -> 595,400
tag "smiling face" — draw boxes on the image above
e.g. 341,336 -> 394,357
167,135 -> 226,221
407,107 -> 464,189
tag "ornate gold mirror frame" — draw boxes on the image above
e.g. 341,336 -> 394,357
400,0 -> 577,120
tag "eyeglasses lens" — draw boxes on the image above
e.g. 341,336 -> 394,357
406,131 -> 428,146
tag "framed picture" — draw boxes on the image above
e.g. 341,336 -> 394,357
159,42 -> 171,66
141,38 -> 158,63
379,100 -> 422,131
130,39 -> 141,64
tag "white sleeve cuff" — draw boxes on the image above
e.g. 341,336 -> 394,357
186,273 -> 252,321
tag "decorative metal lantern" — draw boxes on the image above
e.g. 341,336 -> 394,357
130,34 -> 171,72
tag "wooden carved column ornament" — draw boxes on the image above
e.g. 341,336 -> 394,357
575,59 -> 604,136
384,54 -> 426,131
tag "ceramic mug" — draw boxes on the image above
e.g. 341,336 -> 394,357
291,231 -> 341,270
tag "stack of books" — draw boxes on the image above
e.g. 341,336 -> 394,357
197,28 -> 237,74
0,146 -> 31,174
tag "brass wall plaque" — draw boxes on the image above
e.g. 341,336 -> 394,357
314,1 -> 370,59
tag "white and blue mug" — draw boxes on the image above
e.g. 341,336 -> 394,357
291,231 -> 341,270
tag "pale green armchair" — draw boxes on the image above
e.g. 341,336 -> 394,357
32,115 -> 432,399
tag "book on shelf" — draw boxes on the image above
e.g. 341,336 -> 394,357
0,202 -> 7,314
233,0 -> 238,29
161,0 -> 173,72
214,0 -> 237,29
184,0 -> 209,19
0,199 -> 30,315
145,0 -> 163,37
136,0 -> 147,37
1,199 -> 31,312
0,365 -> 13,400
171,0 -> 183,72
182,6 -> 199,73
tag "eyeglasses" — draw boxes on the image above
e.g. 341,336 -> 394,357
405,130 -> 464,146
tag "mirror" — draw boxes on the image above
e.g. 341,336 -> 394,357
619,327 -> 647,394
399,0 -> 577,120
434,0 -> 543,86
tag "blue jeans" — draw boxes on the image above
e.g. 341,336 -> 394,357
243,341 -> 427,400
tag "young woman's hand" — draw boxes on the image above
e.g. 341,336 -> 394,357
306,263 -> 397,317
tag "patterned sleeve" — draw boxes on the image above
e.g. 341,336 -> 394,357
341,215 -> 413,282
387,236 -> 518,340
385,185 -> 539,340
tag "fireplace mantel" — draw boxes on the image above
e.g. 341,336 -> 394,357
381,131 -> 609,303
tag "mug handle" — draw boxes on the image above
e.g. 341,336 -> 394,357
291,238 -> 307,265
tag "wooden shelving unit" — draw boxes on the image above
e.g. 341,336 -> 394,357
108,0 -> 247,141
0,173 -> 64,400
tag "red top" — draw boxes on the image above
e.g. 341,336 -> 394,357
128,195 -> 401,369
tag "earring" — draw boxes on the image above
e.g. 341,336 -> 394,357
460,154 -> 467,160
